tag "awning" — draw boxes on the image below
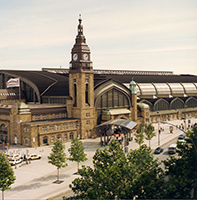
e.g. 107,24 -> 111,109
94,118 -> 137,131
102,108 -> 131,115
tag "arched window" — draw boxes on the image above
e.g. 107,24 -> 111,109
69,132 -> 74,140
170,98 -> 184,110
74,83 -> 77,107
154,99 -> 169,111
85,83 -> 89,106
57,134 -> 62,140
186,97 -> 197,108
24,137 -> 29,146
43,136 -> 48,145
95,88 -> 129,109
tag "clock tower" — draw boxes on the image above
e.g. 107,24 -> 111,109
69,15 -> 96,139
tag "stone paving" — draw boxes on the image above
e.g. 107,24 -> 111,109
1,118 -> 197,200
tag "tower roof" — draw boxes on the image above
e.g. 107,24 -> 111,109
69,15 -> 93,73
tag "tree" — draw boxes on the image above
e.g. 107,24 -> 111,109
48,139 -> 67,183
67,140 -> 165,199
0,152 -> 16,200
134,124 -> 145,146
124,144 -> 165,199
68,137 -> 88,172
162,127 -> 197,199
144,123 -> 156,147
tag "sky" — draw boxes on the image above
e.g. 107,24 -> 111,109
0,0 -> 197,75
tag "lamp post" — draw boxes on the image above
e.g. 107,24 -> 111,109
157,112 -> 161,146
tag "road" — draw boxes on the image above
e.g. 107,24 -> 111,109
153,137 -> 178,162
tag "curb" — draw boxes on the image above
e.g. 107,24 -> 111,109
46,189 -> 73,200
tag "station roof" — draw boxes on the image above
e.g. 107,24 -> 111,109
94,118 -> 137,131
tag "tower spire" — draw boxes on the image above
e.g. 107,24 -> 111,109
69,15 -> 93,73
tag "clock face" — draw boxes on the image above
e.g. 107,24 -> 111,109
73,53 -> 78,61
83,53 -> 88,61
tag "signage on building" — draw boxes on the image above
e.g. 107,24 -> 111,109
0,89 -> 19,100
6,78 -> 20,88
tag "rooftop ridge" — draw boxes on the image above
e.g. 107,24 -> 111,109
42,68 -> 179,76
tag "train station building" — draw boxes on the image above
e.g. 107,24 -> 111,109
0,17 -> 197,147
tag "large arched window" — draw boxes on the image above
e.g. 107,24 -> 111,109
95,88 -> 129,109
154,99 -> 169,111
95,88 -> 130,124
186,97 -> 197,108
170,98 -> 184,110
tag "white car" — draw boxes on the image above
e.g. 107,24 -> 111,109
9,158 -> 22,166
7,154 -> 22,160
26,154 -> 42,160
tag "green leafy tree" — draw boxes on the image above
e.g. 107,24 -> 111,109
134,124 -> 145,146
0,152 -> 16,200
162,127 -> 197,199
48,139 -> 67,182
67,140 -> 127,199
144,123 -> 156,147
124,144 -> 165,199
67,140 -> 164,199
68,137 -> 88,172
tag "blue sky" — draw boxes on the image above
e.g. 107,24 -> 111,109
0,0 -> 197,75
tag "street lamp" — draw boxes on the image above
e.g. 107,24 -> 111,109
157,112 -> 161,146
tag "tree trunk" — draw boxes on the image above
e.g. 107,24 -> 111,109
2,190 -> 4,200
57,168 -> 59,181
77,162 -> 79,172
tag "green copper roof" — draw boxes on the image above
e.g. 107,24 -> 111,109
137,103 -> 149,109
17,102 -> 31,114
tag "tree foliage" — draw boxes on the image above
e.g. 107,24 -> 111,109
134,124 -> 145,146
162,127 -> 197,199
144,123 -> 156,147
0,152 -> 16,200
67,140 -> 165,199
68,137 -> 88,171
48,139 -> 67,181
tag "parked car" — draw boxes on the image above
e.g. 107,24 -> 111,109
26,154 -> 42,160
7,154 -> 22,160
154,147 -> 164,154
9,158 -> 22,166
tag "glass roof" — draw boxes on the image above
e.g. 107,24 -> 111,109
123,82 -> 197,97
181,83 -> 197,94
137,83 -> 156,95
167,83 -> 184,94
152,83 -> 171,95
